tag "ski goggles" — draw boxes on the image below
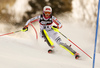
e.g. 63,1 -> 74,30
44,12 -> 51,15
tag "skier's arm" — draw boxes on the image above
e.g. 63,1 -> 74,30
25,15 -> 40,26
52,16 -> 62,29
22,15 -> 40,32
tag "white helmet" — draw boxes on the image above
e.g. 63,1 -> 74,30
43,6 -> 52,13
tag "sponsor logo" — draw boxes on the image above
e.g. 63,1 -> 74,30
41,21 -> 51,24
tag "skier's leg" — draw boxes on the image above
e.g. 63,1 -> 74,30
42,29 -> 54,48
50,30 -> 77,55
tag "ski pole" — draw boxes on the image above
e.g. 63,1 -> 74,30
0,30 -> 21,36
59,31 -> 92,59
29,23 -> 38,40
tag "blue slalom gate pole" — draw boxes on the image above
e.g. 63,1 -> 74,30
92,0 -> 100,68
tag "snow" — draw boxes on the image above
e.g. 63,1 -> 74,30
0,22 -> 100,68
0,0 -> 100,68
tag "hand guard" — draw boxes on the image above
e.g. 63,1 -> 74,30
21,26 -> 28,32
52,26 -> 59,32
53,26 -> 58,28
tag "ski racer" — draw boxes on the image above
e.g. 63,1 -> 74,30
22,6 -> 80,59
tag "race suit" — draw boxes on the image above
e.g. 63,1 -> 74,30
25,14 -> 76,55
25,14 -> 62,44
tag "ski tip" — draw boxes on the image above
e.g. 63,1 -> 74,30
48,49 -> 53,53
75,52 -> 80,59
75,55 -> 80,59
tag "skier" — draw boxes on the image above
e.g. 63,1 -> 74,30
22,6 -> 80,59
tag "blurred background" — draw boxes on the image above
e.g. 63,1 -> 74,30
0,0 -> 73,26
0,0 -> 99,52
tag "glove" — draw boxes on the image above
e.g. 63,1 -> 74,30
52,26 -> 59,32
53,25 -> 58,28
53,25 -> 62,29
21,26 -> 28,32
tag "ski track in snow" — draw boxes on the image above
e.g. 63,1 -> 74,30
0,22 -> 100,68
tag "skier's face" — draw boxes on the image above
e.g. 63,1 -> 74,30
44,12 -> 51,17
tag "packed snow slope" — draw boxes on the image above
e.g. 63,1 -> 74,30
0,22 -> 100,68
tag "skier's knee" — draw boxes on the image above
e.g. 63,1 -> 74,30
55,37 -> 62,44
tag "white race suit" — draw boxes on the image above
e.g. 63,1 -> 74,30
25,14 -> 77,55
